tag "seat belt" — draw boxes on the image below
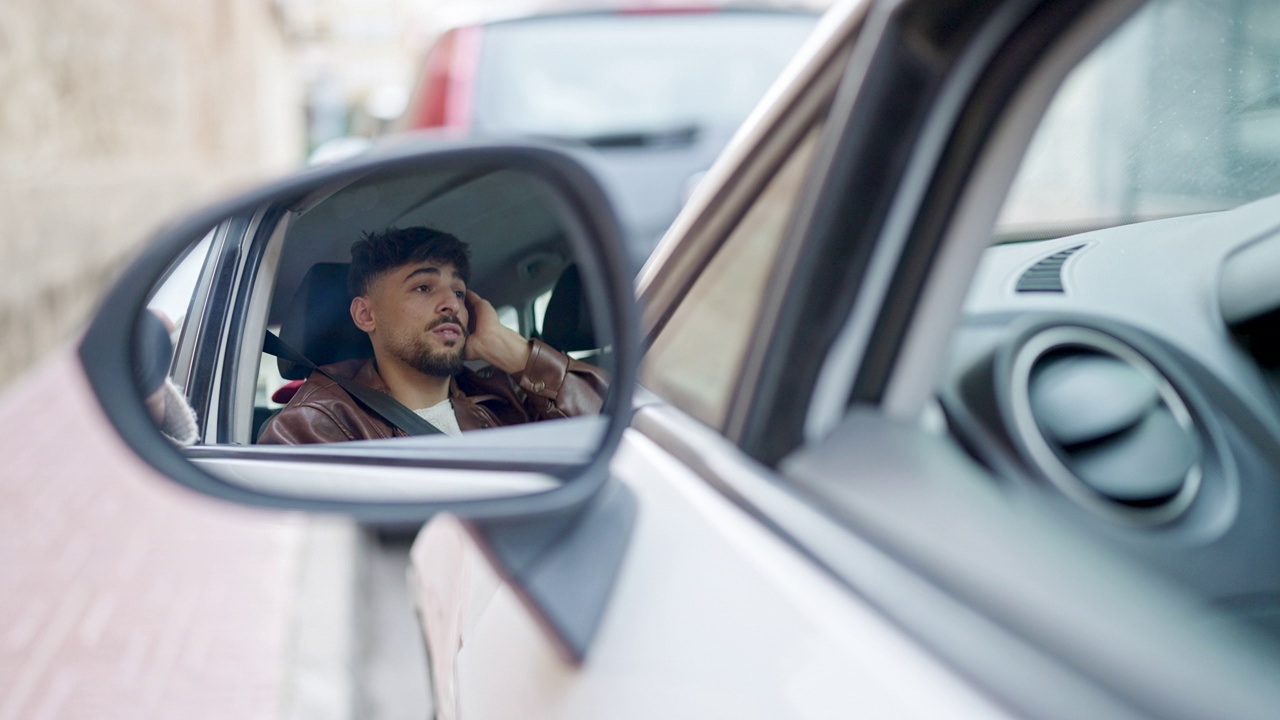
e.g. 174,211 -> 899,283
262,331 -> 443,436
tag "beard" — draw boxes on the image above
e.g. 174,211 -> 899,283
389,317 -> 466,377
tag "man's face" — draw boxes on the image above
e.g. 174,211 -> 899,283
361,259 -> 470,377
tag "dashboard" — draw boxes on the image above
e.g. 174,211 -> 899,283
941,191 -> 1280,633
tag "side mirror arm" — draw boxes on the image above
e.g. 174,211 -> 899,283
466,477 -> 637,663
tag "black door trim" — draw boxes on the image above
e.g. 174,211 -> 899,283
731,0 -> 1127,466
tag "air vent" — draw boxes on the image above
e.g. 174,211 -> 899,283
1016,244 -> 1085,293
1008,327 -> 1200,523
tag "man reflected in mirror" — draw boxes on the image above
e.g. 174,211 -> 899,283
258,227 -> 606,444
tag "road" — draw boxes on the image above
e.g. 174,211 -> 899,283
358,533 -> 432,720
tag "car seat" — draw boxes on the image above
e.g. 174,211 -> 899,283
253,263 -> 370,441
276,262 -> 373,379
539,264 -> 606,365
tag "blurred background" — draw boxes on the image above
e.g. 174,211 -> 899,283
15,2 -> 1272,718
0,0 -> 832,390
0,4 -> 831,718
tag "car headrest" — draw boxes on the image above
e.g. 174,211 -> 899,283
277,263 -> 373,380
539,264 -> 597,352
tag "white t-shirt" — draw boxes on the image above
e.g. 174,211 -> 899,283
414,399 -> 462,436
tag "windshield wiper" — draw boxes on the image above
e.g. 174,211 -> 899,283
534,123 -> 701,149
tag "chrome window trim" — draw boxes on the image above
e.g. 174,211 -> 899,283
205,206 -> 269,442
636,0 -> 869,340
186,216 -> 249,442
169,227 -> 221,394
228,209 -> 292,444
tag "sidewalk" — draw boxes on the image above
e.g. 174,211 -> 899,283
0,351 -> 356,720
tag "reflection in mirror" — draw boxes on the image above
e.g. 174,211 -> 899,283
131,162 -> 614,503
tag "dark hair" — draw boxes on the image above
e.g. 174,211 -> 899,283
347,227 -> 471,297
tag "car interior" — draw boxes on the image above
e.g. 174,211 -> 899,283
249,163 -> 608,439
143,160 -> 615,499
935,0 -> 1280,638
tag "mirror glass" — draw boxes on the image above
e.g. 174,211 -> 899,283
130,161 -> 615,502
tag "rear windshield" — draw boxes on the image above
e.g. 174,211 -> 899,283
472,12 -> 819,140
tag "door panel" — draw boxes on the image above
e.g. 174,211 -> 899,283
413,426 -> 1007,720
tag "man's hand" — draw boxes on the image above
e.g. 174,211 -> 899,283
463,290 -> 531,374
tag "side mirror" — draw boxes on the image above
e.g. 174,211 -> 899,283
80,142 -> 638,526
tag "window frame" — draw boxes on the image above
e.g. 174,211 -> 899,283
729,0 -> 1146,465
640,125 -> 827,429
635,8 -> 861,430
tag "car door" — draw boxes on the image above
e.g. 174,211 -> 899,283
410,7 -> 1013,716
414,0 -> 1280,718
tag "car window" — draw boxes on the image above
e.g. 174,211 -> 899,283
641,126 -> 822,428
474,13 -> 818,140
146,229 -> 216,389
997,0 -> 1280,240
497,304 -> 519,334
533,289 -> 552,335
147,231 -> 214,331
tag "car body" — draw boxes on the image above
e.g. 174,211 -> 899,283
67,0 -> 1280,718
404,0 -> 1280,716
398,7 -> 820,268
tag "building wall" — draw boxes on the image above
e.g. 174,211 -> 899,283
0,0 -> 304,387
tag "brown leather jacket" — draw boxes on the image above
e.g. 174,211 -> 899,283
257,339 -> 607,445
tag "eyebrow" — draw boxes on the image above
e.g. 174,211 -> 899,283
401,266 -> 465,286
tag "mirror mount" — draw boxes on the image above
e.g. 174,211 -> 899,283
465,479 -> 637,663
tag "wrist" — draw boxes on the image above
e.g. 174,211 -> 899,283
481,329 -> 531,374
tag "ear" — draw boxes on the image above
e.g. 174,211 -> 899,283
350,296 -> 376,333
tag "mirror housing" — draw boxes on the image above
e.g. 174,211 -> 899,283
80,141 -> 638,525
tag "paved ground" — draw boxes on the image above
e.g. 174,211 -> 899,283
0,350 -> 427,719
358,535 -> 431,720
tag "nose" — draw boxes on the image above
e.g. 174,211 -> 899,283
436,290 -> 461,316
